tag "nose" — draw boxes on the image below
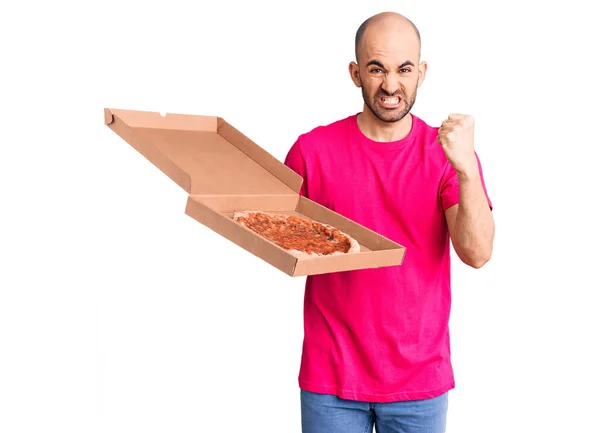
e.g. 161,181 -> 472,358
381,75 -> 400,95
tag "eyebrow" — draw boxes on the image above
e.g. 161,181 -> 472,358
366,60 -> 415,69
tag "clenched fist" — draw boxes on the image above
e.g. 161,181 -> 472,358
437,114 -> 478,176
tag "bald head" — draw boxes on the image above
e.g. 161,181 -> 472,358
348,11 -> 427,125
354,12 -> 421,63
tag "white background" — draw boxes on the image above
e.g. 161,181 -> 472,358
1,0 -> 599,432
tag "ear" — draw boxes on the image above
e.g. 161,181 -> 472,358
349,61 -> 361,88
417,61 -> 428,88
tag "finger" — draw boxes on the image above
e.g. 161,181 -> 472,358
436,134 -> 450,146
441,119 -> 458,129
439,130 -> 456,142
449,113 -> 474,125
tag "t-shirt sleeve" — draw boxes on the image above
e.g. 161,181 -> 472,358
283,138 -> 308,197
439,151 -> 493,211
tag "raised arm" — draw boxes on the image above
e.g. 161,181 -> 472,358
438,114 -> 495,268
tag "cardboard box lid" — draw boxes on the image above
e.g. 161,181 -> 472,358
104,107 -> 407,277
104,108 -> 303,196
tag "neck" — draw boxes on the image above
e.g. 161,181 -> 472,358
357,107 -> 413,142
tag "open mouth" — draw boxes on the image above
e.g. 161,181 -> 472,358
379,96 -> 402,109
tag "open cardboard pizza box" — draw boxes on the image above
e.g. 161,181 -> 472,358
104,108 -> 406,276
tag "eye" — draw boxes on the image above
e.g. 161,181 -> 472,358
370,68 -> 383,74
400,68 -> 411,73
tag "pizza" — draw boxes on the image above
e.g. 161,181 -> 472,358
232,211 -> 360,258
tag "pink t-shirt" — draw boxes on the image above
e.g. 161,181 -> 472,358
284,113 -> 492,403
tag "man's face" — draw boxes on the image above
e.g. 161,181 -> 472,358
350,25 -> 426,123
360,60 -> 419,123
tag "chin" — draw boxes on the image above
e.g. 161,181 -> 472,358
377,111 -> 409,123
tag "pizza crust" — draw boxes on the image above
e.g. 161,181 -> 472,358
233,211 -> 360,257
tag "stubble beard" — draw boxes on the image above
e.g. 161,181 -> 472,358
362,84 -> 418,124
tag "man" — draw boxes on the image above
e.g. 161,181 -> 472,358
283,11 -> 495,433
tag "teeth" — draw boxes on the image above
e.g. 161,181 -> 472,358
382,97 -> 399,104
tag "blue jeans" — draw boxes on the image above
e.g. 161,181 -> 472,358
300,389 -> 449,433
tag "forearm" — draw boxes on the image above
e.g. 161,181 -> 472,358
452,169 -> 495,268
